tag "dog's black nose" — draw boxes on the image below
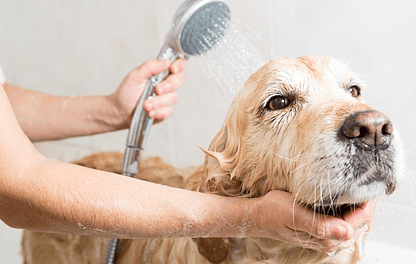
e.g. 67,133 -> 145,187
340,110 -> 393,150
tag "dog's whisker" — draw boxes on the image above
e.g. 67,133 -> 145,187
307,185 -> 318,245
400,166 -> 416,198
290,197 -> 307,250
273,153 -> 304,162
404,149 -> 416,157
291,180 -> 313,250
291,160 -> 314,174
319,175 -> 324,207
326,172 -> 337,216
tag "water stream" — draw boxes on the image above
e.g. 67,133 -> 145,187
195,17 -> 271,107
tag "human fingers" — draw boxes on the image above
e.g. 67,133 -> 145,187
143,92 -> 178,112
343,199 -> 376,232
154,71 -> 186,95
138,90 -> 175,123
289,204 -> 354,241
148,107 -> 174,123
132,59 -> 171,81
169,58 -> 186,74
257,191 -> 354,241
282,227 -> 342,253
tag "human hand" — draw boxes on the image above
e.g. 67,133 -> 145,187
248,190 -> 375,253
340,199 -> 376,245
108,59 -> 186,127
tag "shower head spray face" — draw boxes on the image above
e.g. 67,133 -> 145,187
179,1 -> 231,55
162,0 -> 231,58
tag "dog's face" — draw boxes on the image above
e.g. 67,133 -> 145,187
204,55 -> 403,214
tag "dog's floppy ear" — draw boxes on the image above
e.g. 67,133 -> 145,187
200,98 -> 249,196
200,67 -> 264,195
193,238 -> 230,263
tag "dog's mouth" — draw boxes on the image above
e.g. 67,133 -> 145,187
308,202 -> 368,218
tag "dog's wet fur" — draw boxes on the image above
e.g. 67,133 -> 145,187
22,56 -> 403,264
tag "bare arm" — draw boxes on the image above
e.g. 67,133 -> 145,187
3,84 -> 122,142
3,59 -> 185,142
0,83 -> 247,239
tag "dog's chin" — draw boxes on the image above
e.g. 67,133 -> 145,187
339,181 -> 389,203
306,182 -> 389,218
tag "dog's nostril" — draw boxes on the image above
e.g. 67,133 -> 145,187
340,110 -> 393,150
382,122 -> 393,135
341,122 -> 368,139
358,126 -> 368,138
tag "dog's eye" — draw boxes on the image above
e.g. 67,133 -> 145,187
348,85 -> 361,97
266,96 -> 290,110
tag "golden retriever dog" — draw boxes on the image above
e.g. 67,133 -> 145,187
21,55 -> 403,264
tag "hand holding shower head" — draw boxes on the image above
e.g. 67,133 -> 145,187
122,0 -> 231,177
105,1 -> 231,263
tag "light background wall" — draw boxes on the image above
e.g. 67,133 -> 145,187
0,0 -> 415,262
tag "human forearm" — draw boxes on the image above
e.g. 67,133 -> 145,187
0,153 -> 251,238
0,90 -> 247,238
4,84 -> 123,141
3,60 -> 185,142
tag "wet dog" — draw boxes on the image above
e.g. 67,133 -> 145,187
22,55 -> 403,264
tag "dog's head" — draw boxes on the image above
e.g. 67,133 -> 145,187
202,55 -> 403,213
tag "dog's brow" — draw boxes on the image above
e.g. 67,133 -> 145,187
326,59 -> 365,92
274,69 -> 310,93
298,57 -> 328,80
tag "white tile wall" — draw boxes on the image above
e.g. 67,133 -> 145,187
0,0 -> 415,263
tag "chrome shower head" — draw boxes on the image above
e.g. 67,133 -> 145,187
159,0 -> 231,59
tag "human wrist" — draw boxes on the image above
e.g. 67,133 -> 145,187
243,192 -> 287,239
204,196 -> 261,238
101,94 -> 130,130
242,197 -> 266,238
179,195 -> 256,238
